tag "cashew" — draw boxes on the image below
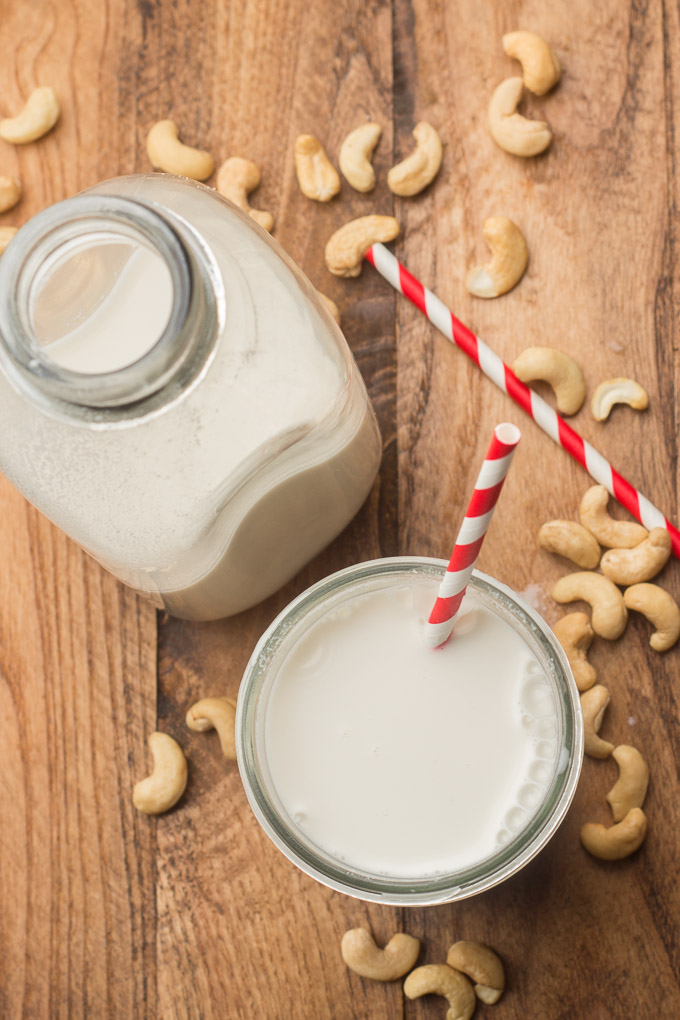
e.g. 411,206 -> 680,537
466,217 -> 528,299
319,292 -> 340,324
0,87 -> 60,144
579,486 -> 648,549
623,582 -> 680,651
502,31 -> 561,95
215,157 -> 274,231
0,226 -> 18,255
341,928 -> 420,981
591,377 -> 649,421
512,347 -> 586,415
606,745 -> 649,822
580,807 -> 647,860
295,135 -> 340,202
538,520 -> 600,569
0,175 -> 21,214
339,122 -> 382,193
387,121 -> 442,197
488,77 -> 552,157
403,964 -> 476,1020
446,942 -> 505,1005
580,685 -> 614,759
185,696 -> 237,760
325,215 -> 400,278
132,732 -> 188,815
146,120 -> 214,181
600,528 -> 672,585
551,572 -> 627,640
553,612 -> 597,691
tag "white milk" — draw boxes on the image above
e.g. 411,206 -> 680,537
264,576 -> 560,877
35,243 -> 174,374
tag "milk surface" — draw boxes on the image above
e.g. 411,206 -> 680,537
265,577 -> 560,877
36,244 -> 174,374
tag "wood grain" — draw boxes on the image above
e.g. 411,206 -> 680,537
1,0 -> 679,1017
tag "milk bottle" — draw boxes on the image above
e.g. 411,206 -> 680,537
0,175 -> 381,619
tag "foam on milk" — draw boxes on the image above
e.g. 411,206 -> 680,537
264,576 -> 561,878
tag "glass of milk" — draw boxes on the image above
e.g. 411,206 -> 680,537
0,175 -> 381,619
237,557 -> 583,905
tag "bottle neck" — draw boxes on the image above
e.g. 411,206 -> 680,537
0,194 -> 215,409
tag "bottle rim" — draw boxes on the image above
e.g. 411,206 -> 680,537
0,194 -> 194,407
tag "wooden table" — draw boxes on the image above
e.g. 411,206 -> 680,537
2,1 -> 679,1017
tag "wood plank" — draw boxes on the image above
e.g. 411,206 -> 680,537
0,1 -> 159,1016
149,1 -> 400,1017
0,481 -> 158,1017
394,1 -> 680,1017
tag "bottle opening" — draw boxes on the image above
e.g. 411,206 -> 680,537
29,232 -> 175,375
0,194 -> 196,408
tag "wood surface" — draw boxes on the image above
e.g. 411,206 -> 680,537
1,0 -> 679,1017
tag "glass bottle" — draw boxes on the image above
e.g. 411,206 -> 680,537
0,175 -> 382,619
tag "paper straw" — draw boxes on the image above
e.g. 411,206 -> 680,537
425,423 -> 521,648
365,243 -> 680,560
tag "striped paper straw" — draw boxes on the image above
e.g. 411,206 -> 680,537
425,423 -> 521,648
365,243 -> 680,560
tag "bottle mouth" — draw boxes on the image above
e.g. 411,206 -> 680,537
0,194 -> 193,407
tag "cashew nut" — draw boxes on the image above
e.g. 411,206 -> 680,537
0,87 -> 60,144
538,520 -> 601,569
600,527 -> 672,585
185,696 -> 237,760
591,378 -> 649,421
295,135 -> 340,202
387,121 -> 443,197
0,226 -> 18,255
512,347 -> 586,415
488,77 -> 552,157
319,292 -> 340,324
623,582 -> 680,651
146,120 -> 214,181
580,685 -> 614,759
579,485 -> 648,549
466,217 -> 528,299
0,175 -> 21,214
403,964 -> 476,1020
580,807 -> 647,860
553,612 -> 597,691
446,942 -> 505,1005
215,157 -> 274,231
339,122 -> 382,193
502,31 -> 561,95
132,732 -> 188,815
340,928 -> 420,981
606,745 -> 649,822
324,215 -> 400,278
552,572 -> 627,640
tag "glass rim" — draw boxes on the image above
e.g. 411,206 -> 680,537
236,556 -> 584,906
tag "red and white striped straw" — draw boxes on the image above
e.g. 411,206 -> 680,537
425,423 -> 521,648
365,244 -> 680,560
